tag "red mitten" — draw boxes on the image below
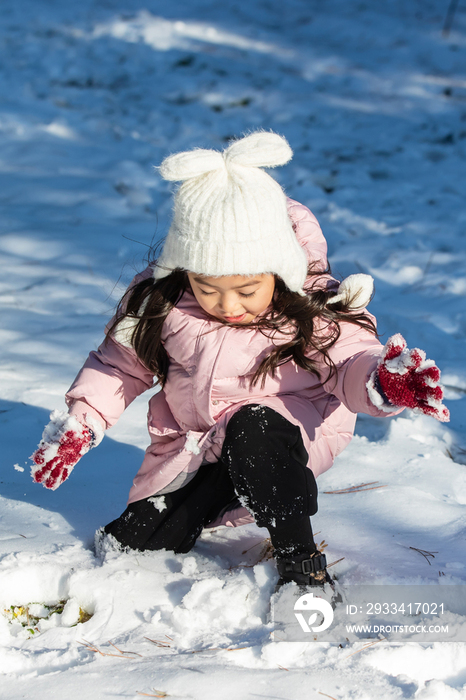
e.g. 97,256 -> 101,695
31,411 -> 104,490
367,334 -> 450,422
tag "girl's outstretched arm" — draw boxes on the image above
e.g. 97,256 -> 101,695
315,322 -> 449,421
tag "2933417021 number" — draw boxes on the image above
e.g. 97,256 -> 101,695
364,602 -> 445,616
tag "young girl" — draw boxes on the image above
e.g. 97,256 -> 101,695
30,131 -> 449,589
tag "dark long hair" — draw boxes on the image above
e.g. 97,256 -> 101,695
107,263 -> 377,389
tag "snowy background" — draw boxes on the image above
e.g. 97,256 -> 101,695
1,0 -> 466,697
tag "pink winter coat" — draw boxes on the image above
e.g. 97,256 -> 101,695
66,200 -> 400,527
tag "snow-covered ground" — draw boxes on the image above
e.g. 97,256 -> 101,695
1,0 -> 466,697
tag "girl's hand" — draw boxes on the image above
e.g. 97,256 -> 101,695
31,411 -> 104,490
368,334 -> 450,422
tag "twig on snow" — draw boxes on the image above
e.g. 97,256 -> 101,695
409,546 -> 438,565
446,444 -> 466,463
136,691 -> 167,698
242,532 -> 321,556
327,557 -> 345,569
318,692 -> 338,700
344,637 -> 387,659
144,637 -> 249,654
270,631 -> 286,641
323,481 -> 387,494
144,636 -> 172,648
241,537 -> 270,554
232,539 -> 274,569
108,641 -> 142,656
79,639 -> 142,659
189,645 -> 250,654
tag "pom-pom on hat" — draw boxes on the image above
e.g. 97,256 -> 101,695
154,131 -> 308,294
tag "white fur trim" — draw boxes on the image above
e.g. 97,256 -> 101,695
112,297 -> 149,349
327,274 -> 374,310
83,414 -> 105,446
366,370 -> 395,413
112,315 -> 140,348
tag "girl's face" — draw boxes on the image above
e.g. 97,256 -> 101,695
187,272 -> 275,324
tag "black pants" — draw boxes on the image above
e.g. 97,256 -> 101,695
104,406 -> 318,554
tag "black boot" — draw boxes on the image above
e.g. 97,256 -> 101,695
275,551 -> 332,588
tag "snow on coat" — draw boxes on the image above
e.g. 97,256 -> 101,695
65,199 -> 401,526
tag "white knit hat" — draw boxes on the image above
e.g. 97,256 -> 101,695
154,131 -> 308,293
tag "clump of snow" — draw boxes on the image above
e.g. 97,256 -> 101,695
60,598 -> 82,627
181,556 -> 198,576
170,573 -> 265,649
148,495 -> 167,512
184,431 -> 201,454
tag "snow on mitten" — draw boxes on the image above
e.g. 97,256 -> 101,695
366,334 -> 450,422
31,411 -> 104,490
